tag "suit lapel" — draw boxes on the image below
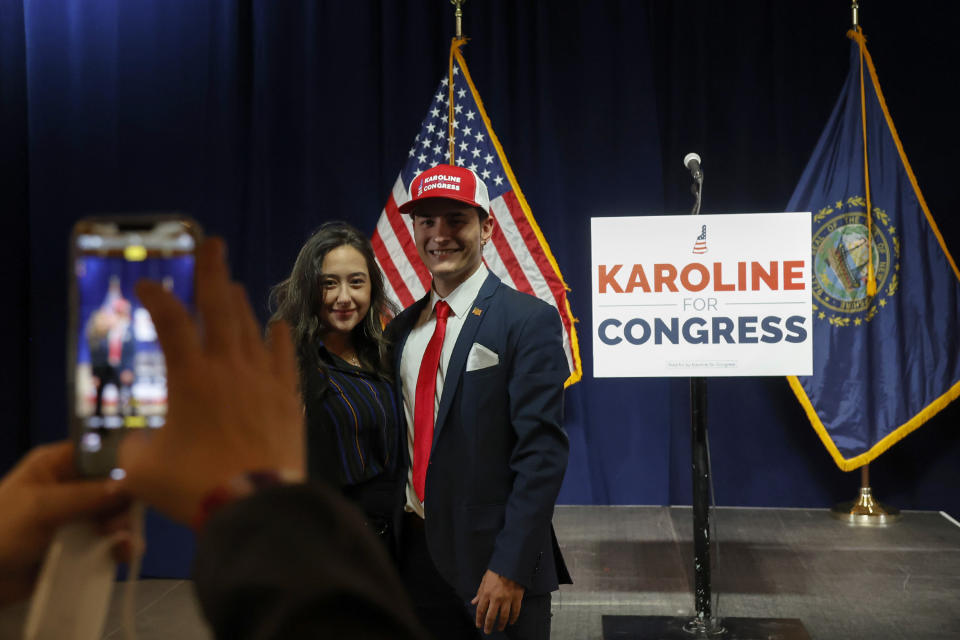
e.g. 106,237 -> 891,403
433,272 -> 500,446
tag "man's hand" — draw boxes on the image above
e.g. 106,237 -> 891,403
0,442 -> 129,605
470,569 -> 525,634
118,238 -> 304,526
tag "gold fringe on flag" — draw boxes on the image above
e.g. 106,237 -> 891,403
853,26 -> 877,298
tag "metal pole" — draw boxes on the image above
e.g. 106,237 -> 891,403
851,0 -> 860,28
689,164 -> 710,625
682,158 -> 722,637
689,377 -> 712,624
447,1 -> 466,163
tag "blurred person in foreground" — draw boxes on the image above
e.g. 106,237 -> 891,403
0,238 -> 426,640
270,222 -> 403,554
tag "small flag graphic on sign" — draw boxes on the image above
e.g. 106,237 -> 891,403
692,225 -> 708,254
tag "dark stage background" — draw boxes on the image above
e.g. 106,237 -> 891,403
2,1 -> 957,577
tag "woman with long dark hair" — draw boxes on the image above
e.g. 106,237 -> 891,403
271,222 -> 402,549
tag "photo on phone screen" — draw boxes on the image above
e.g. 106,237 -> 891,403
69,217 -> 201,477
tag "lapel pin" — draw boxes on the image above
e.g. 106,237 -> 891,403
472,307 -> 483,316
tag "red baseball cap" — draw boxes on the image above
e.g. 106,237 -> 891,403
398,164 -> 491,215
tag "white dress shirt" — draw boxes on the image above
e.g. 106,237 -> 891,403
400,264 -> 489,517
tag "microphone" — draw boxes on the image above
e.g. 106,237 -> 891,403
683,152 -> 702,180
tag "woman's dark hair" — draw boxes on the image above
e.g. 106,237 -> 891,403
269,222 -> 398,391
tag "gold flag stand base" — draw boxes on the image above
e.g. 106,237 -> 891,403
830,464 -> 901,525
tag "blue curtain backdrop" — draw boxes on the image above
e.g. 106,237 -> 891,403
1,1 -> 958,577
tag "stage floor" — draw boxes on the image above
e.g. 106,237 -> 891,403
1,506 -> 957,639
552,506 -> 960,639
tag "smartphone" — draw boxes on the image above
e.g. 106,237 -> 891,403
68,216 -> 202,478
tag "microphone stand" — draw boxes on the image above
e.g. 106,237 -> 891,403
602,159 -> 811,639
682,168 -> 724,638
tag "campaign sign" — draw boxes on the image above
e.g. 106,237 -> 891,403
592,213 -> 813,377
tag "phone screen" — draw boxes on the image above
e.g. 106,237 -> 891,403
69,217 -> 200,477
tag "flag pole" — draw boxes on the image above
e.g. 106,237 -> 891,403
448,0 -> 467,164
825,1 -> 900,527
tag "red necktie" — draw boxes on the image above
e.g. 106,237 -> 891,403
413,300 -> 451,502
108,327 -> 122,365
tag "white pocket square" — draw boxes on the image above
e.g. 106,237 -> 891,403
466,342 -> 499,371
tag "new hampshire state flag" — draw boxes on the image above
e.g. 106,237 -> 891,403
786,29 -> 960,471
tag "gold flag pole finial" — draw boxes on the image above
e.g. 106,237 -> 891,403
851,0 -> 859,29
451,0 -> 465,38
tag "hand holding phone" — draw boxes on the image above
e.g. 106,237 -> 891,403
117,238 -> 304,525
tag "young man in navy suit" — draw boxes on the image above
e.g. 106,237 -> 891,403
388,164 -> 571,639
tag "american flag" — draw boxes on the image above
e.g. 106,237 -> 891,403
692,224 -> 707,254
372,42 -> 581,386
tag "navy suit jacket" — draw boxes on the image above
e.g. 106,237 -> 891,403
388,272 -> 572,599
